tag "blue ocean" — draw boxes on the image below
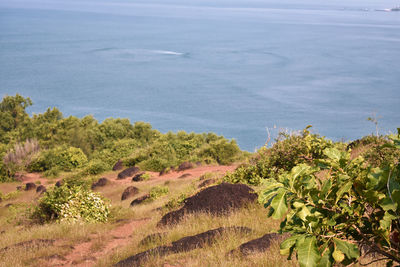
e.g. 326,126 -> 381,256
0,0 -> 399,151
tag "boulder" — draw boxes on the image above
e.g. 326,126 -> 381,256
158,183 -> 257,226
112,160 -> 124,171
121,186 -> 139,201
91,178 -> 110,189
177,162 -> 193,172
117,167 -> 140,180
36,185 -> 47,194
130,194 -> 150,207
131,173 -> 147,182
25,182 -> 37,191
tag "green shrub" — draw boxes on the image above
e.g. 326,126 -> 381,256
43,167 -> 61,178
164,193 -> 187,211
198,139 -> 241,165
29,146 -> 88,172
81,159 -> 109,175
33,178 -> 110,223
149,185 -> 169,200
225,127 -> 333,185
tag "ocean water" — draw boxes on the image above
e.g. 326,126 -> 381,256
0,0 -> 399,151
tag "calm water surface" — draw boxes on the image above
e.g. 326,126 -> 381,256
0,0 -> 399,150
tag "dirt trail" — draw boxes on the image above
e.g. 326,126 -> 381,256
49,219 -> 149,267
14,172 -> 50,185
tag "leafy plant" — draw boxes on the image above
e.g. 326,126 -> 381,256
225,127 -> 333,185
149,185 -> 169,200
33,178 -> 110,223
259,132 -> 400,266
28,146 -> 88,172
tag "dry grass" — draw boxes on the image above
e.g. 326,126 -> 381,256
0,169 -> 388,267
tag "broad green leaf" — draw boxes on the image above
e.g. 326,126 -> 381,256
297,206 -> 311,221
379,197 -> 397,211
379,211 -> 397,230
280,235 -> 299,255
271,188 -> 288,219
335,181 -> 352,204
320,179 -> 332,198
333,238 -> 359,259
323,148 -> 342,161
332,248 -> 344,262
391,189 -> 400,206
297,236 -> 320,267
291,164 -> 312,180
317,247 -> 333,267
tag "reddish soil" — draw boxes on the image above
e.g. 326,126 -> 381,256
48,219 -> 149,267
6,164 -> 238,266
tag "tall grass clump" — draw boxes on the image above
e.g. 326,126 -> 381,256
2,139 -> 40,177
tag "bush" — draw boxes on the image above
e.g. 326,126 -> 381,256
81,159 -> 109,175
225,127 -> 333,185
198,139 -> 241,165
29,146 -> 88,172
43,167 -> 61,178
33,178 -> 110,223
149,185 -> 169,200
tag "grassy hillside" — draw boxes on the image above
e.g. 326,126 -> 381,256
0,94 -> 399,267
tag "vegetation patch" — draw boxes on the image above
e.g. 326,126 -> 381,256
32,179 -> 110,223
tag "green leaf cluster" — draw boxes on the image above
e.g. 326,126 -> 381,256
259,131 -> 400,266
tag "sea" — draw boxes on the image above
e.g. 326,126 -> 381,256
0,0 -> 399,151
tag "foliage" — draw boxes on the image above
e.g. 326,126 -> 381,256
28,146 -> 88,172
33,178 -> 110,223
149,185 -> 169,200
259,131 -> 400,266
0,94 -> 32,143
0,94 -> 243,180
124,131 -> 242,172
81,159 -> 109,175
225,127 -> 333,185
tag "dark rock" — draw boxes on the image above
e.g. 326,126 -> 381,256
0,196 -> 2,203
121,186 -> 140,201
114,227 -> 251,267
112,160 -> 125,171
171,227 -> 251,253
159,168 -> 169,176
178,173 -> 192,179
158,183 -> 257,226
195,161 -> 202,166
36,185 -> 46,194
139,232 -> 167,246
177,162 -> 193,172
25,182 -> 37,191
229,233 -> 288,255
198,179 -> 216,188
117,167 -> 140,180
130,194 -> 151,207
0,239 -> 55,253
55,180 -> 63,187
91,178 -> 110,189
131,172 -> 146,182
16,186 -> 22,191
114,246 -> 172,267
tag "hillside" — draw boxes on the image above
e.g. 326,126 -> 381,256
0,94 -> 399,267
